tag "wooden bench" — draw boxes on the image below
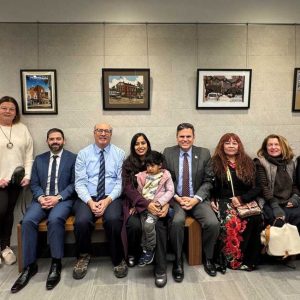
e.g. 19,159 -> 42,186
17,216 -> 202,272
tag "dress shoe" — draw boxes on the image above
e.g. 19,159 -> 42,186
11,263 -> 38,293
155,273 -> 167,288
204,259 -> 217,277
46,262 -> 61,290
216,264 -> 227,274
172,262 -> 184,282
217,253 -> 227,274
127,255 -> 136,268
283,255 -> 297,270
237,264 -> 256,272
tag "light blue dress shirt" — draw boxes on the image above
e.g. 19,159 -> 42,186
75,143 -> 125,203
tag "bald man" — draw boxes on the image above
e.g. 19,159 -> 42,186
73,123 -> 126,279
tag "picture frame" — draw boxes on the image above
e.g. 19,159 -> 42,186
20,70 -> 58,115
196,69 -> 252,109
292,68 -> 300,112
102,68 -> 150,110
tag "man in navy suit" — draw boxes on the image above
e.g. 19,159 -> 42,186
11,128 -> 77,293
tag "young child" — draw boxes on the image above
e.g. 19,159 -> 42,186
135,151 -> 174,266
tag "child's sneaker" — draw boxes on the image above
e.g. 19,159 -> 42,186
138,254 -> 146,267
138,250 -> 155,267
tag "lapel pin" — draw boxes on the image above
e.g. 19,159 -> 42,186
195,155 -> 198,159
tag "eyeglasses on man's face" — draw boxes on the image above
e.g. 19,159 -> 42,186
94,128 -> 112,135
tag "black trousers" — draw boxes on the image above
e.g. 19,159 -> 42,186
126,213 -> 168,274
73,198 -> 124,266
0,184 -> 21,250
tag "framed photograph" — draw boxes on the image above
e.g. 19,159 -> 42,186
102,68 -> 150,110
20,70 -> 58,114
292,68 -> 300,112
196,69 -> 252,109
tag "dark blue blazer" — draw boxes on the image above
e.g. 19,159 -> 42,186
30,149 -> 77,201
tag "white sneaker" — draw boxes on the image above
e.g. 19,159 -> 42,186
1,247 -> 17,265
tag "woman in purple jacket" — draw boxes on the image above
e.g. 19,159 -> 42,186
122,133 -> 170,288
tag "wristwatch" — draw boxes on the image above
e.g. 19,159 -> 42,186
57,195 -> 63,202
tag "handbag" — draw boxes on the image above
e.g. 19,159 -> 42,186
236,201 -> 261,218
261,223 -> 300,257
10,166 -> 25,186
226,167 -> 261,218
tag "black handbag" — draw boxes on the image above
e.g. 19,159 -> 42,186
10,166 -> 25,186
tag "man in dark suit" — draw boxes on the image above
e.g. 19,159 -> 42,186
11,128 -> 77,293
163,123 -> 219,280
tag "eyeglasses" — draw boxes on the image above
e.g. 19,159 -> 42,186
94,128 -> 112,135
0,106 -> 16,112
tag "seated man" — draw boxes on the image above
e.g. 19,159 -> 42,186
163,123 -> 220,281
72,123 -> 126,279
11,128 -> 77,293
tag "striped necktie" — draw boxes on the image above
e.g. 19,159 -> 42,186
96,150 -> 105,201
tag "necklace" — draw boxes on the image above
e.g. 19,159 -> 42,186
0,125 -> 13,149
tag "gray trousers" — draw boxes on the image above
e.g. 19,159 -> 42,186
140,211 -> 159,252
169,201 -> 220,261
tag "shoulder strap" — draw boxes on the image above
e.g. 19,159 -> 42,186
226,167 -> 235,197
265,225 -> 271,245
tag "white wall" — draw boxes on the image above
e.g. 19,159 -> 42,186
1,23 -> 300,245
1,1 -> 300,23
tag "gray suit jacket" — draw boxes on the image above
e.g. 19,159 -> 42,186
163,145 -> 214,201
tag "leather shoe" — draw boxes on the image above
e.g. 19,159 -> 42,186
11,263 -> 38,293
46,262 -> 61,290
216,264 -> 226,274
155,273 -> 167,288
204,258 -> 217,277
217,253 -> 226,274
127,255 -> 136,268
172,262 -> 184,282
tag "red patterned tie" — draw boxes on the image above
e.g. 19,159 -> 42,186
182,152 -> 190,196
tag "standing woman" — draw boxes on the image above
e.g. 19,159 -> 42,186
211,133 -> 262,272
0,96 -> 33,265
256,134 -> 300,232
122,133 -> 169,288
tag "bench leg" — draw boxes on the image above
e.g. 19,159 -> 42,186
187,221 -> 202,266
17,224 -> 23,273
